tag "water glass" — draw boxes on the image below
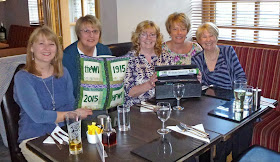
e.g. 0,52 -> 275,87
156,102 -> 171,135
244,85 -> 253,109
117,105 -> 130,131
65,112 -> 83,155
173,83 -> 185,111
234,80 -> 247,110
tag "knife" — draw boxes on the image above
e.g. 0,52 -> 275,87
180,122 -> 209,137
54,133 -> 67,145
58,131 -> 69,137
47,133 -> 62,150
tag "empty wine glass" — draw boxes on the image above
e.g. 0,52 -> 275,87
173,83 -> 185,110
156,102 -> 171,135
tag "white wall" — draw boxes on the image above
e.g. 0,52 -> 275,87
100,0 -> 190,44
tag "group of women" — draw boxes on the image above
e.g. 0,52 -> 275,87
124,12 -> 246,107
13,12 -> 246,161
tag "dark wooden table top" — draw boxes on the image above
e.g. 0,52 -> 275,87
26,93 -> 273,161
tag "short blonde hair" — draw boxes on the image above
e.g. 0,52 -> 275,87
165,12 -> 191,34
75,15 -> 102,40
196,22 -> 219,42
131,20 -> 163,56
25,26 -> 64,78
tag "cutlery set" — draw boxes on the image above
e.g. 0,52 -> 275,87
46,131 -> 69,150
176,122 -> 209,139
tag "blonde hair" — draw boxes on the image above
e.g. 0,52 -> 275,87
196,22 -> 219,42
165,12 -> 191,34
75,15 -> 102,40
131,20 -> 163,56
25,26 -> 64,78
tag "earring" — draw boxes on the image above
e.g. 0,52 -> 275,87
32,53 -> 34,60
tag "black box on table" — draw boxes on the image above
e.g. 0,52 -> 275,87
155,64 -> 201,99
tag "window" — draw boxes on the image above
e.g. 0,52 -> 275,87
191,0 -> 280,46
28,0 -> 44,25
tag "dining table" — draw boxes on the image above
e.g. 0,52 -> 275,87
26,87 -> 277,161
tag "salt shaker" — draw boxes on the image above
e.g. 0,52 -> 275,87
252,88 -> 261,110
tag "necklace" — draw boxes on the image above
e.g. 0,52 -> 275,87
204,48 -> 220,62
42,77 -> 56,110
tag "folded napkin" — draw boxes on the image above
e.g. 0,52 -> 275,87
43,126 -> 69,144
140,101 -> 156,112
261,96 -> 276,108
167,124 -> 210,143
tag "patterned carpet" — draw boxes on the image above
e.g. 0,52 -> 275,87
0,137 -> 11,162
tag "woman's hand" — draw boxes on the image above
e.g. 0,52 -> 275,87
197,71 -> 202,83
149,73 -> 158,87
75,108 -> 93,119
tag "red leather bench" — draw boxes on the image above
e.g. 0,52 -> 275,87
233,45 -> 280,152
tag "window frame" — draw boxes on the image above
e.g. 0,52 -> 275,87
191,0 -> 280,49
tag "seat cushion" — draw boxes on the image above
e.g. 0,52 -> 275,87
238,145 -> 280,162
251,110 -> 280,152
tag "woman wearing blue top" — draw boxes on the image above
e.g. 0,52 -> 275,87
14,26 -> 92,161
192,22 -> 246,89
63,15 -> 112,100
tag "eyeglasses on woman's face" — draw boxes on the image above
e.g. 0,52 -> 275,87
140,32 -> 157,39
80,29 -> 100,35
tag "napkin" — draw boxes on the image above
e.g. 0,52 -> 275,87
167,124 -> 210,143
261,96 -> 276,108
140,101 -> 156,112
43,126 -> 69,144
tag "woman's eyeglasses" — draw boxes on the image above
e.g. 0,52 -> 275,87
80,29 -> 100,35
140,32 -> 157,39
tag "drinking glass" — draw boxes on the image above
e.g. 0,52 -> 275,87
65,112 -> 83,155
173,83 -> 185,110
234,80 -> 247,110
244,85 -> 253,109
156,102 -> 171,135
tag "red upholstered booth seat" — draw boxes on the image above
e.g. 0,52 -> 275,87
232,45 -> 280,152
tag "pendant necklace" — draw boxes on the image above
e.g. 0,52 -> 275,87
42,76 -> 56,110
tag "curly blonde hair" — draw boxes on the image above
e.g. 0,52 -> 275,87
25,26 -> 63,78
131,20 -> 163,56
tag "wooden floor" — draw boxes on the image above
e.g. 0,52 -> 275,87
0,137 -> 11,162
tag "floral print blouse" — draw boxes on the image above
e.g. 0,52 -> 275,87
161,42 -> 203,65
123,50 -> 167,107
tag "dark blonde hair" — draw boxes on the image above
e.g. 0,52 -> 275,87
75,15 -> 102,40
25,26 -> 63,78
131,20 -> 163,56
196,22 -> 219,42
165,12 -> 191,34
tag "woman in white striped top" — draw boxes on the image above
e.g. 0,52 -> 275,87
192,22 -> 246,89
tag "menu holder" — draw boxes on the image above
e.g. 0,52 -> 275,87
131,132 -> 205,161
208,100 -> 260,123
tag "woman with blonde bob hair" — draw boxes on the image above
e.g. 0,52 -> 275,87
14,26 -> 92,161
162,12 -> 202,65
124,20 -> 167,107
63,15 -> 112,100
192,22 -> 246,89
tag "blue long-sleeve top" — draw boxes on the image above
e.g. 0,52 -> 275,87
14,67 -> 75,143
191,45 -> 246,89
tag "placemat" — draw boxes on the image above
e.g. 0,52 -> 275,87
208,100 -> 260,123
131,132 -> 205,162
